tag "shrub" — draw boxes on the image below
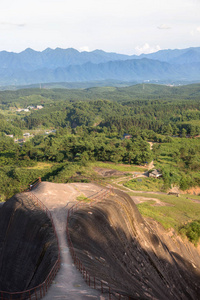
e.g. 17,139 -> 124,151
180,220 -> 200,246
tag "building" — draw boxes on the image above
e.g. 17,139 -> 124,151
16,138 -> 25,143
16,108 -> 29,112
149,169 -> 162,178
123,134 -> 132,139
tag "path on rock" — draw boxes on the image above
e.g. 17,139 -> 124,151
32,182 -> 106,300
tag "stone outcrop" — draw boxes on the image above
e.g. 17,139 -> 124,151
0,192 -> 58,293
68,189 -> 200,300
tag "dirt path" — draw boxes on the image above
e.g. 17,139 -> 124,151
147,142 -> 155,170
147,160 -> 155,170
32,182 -> 106,300
110,177 -> 169,207
113,181 -> 165,194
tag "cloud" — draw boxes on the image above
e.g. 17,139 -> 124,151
157,24 -> 171,30
0,22 -> 26,28
135,43 -> 161,55
190,27 -> 200,36
79,46 -> 90,52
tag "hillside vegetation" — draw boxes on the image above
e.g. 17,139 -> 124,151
0,83 -> 200,199
0,83 -> 199,244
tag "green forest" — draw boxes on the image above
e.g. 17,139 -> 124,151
0,83 -> 200,202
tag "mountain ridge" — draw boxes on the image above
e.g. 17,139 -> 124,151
0,46 -> 200,86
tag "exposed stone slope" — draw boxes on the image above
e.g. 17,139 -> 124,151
0,192 -> 58,293
32,182 -> 104,299
68,189 -> 200,300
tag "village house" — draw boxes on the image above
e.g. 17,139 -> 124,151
149,169 -> 162,178
15,138 -> 25,144
123,134 -> 132,139
16,108 -> 29,112
6,134 -> 14,138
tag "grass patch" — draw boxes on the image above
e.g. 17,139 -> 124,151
26,162 -> 54,170
178,120 -> 200,126
76,194 -> 91,203
179,220 -> 200,246
137,202 -> 179,229
124,177 -> 165,192
91,161 -> 147,172
132,191 -> 200,243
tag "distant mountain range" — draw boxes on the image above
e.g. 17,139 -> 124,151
0,47 -> 200,87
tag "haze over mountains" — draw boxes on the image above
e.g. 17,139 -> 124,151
0,47 -> 200,87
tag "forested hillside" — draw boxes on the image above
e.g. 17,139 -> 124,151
0,83 -> 200,201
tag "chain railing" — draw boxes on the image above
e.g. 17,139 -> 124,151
0,178 -> 61,300
66,185 -> 132,300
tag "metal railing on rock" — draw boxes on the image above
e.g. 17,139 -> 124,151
0,178 -> 61,300
66,185 -> 132,300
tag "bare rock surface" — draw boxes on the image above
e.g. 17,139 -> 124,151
1,182 -> 200,299
69,188 -> 200,300
32,182 -> 105,300
0,192 -> 58,293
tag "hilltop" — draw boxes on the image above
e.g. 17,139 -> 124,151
0,47 -> 200,87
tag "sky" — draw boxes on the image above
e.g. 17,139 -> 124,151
0,0 -> 200,55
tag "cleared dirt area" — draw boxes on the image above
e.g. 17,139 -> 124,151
94,167 -> 126,177
184,187 -> 200,196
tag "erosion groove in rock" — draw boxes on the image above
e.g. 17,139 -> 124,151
0,192 -> 58,293
68,189 -> 200,300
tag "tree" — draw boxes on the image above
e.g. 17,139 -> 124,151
181,128 -> 187,138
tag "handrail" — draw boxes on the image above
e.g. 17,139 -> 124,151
66,185 -> 132,300
28,177 -> 42,191
0,178 -> 61,300
0,178 -> 132,299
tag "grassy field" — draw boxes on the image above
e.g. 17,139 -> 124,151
178,120 -> 200,126
90,161 -> 147,172
124,177 -> 165,192
128,191 -> 200,232
26,162 -> 54,170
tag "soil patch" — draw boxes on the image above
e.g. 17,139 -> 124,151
183,187 -> 200,195
94,167 -> 126,177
